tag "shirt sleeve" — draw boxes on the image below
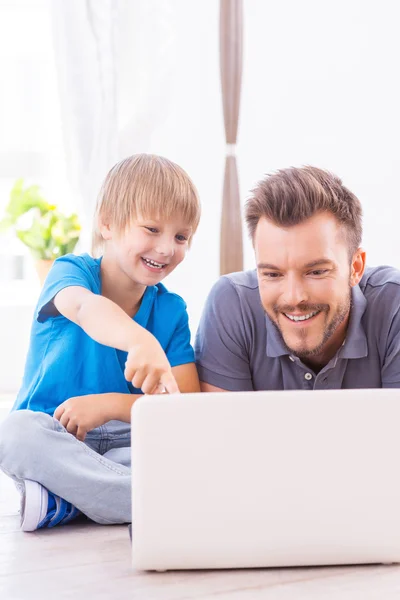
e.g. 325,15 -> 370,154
194,276 -> 253,391
381,308 -> 400,388
36,255 -> 94,323
165,302 -> 195,367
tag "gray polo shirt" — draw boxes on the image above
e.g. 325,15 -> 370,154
195,266 -> 400,391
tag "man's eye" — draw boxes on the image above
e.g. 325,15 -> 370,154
263,272 -> 281,278
308,269 -> 328,276
145,227 -> 158,234
176,234 -> 188,242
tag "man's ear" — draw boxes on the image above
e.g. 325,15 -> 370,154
350,248 -> 366,287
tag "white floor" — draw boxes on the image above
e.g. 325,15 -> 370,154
2,396 -> 400,599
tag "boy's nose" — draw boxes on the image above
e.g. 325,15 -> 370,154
155,240 -> 175,258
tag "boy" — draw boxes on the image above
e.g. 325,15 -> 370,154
0,154 -> 201,531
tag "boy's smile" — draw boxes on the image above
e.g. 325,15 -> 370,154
100,215 -> 192,290
140,257 -> 168,272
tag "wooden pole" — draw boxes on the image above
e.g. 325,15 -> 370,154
219,0 -> 244,275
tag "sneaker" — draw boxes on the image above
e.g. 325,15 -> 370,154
20,479 -> 81,532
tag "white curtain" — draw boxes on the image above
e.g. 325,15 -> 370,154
50,0 -> 180,251
49,0 -> 223,334
51,0 -> 121,250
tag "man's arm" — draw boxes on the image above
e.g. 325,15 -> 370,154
200,382 -> 227,393
54,362 -> 200,440
195,277 -> 254,392
53,285 -> 178,394
381,307 -> 400,388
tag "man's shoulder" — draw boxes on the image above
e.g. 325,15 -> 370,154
360,265 -> 400,333
223,269 -> 259,290
360,266 -> 400,369
211,269 -> 259,299
205,270 -> 263,321
360,265 -> 400,298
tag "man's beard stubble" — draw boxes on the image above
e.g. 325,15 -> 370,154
268,290 -> 352,360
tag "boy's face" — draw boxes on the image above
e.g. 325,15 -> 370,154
103,215 -> 192,286
254,212 -> 365,365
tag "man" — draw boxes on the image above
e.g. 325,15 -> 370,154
195,166 -> 400,391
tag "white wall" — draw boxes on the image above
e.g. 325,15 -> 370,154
240,0 -> 400,271
2,0 -> 400,391
116,0 -> 400,329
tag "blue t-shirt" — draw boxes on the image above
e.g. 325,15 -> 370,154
13,253 -> 195,415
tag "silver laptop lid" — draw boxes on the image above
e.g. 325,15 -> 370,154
131,388 -> 400,570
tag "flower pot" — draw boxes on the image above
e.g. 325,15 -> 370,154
35,259 -> 54,286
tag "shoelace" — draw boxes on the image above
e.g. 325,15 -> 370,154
38,493 -> 79,529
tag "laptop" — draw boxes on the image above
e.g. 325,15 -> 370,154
131,388 -> 400,571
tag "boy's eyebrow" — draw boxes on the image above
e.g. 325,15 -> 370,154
138,218 -> 193,232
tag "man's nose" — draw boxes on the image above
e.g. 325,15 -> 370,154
281,275 -> 309,308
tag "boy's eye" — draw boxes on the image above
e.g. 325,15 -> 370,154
145,227 -> 158,234
175,234 -> 188,242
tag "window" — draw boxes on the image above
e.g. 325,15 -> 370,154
0,0 -> 71,283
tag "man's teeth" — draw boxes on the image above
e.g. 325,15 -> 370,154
142,258 -> 165,269
285,311 -> 319,322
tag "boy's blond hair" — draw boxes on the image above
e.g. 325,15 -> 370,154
92,154 -> 201,255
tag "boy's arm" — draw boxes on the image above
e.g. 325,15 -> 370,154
53,285 -> 178,394
109,362 -> 200,421
54,362 -> 200,440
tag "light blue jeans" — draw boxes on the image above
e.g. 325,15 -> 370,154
0,409 -> 131,524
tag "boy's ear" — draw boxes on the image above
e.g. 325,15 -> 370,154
98,218 -> 113,241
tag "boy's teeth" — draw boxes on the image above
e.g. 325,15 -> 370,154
143,258 -> 164,268
285,311 -> 319,322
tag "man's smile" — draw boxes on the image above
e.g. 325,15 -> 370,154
282,310 -> 321,325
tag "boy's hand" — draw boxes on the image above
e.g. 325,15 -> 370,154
54,394 -> 111,441
125,330 -> 180,394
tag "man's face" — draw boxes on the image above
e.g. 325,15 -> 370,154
254,212 -> 363,363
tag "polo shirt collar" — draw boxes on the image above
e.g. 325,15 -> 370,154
340,284 -> 368,359
265,313 -> 289,358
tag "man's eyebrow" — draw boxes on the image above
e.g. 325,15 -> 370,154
303,259 -> 334,269
257,263 -> 281,270
257,259 -> 334,270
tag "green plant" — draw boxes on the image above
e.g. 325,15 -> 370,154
0,179 -> 81,260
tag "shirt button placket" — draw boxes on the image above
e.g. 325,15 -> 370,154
304,371 -> 314,389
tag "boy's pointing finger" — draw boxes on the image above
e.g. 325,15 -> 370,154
160,372 -> 180,394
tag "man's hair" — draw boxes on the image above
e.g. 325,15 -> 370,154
92,154 -> 201,255
245,166 -> 363,255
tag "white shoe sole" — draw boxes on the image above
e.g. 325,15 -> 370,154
21,480 -> 48,532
